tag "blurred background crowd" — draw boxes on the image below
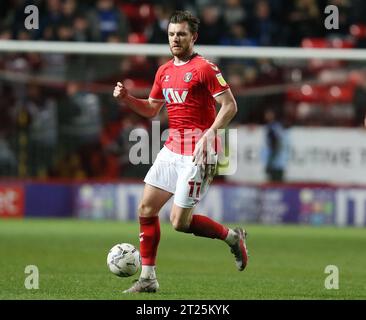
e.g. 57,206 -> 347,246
0,0 -> 366,180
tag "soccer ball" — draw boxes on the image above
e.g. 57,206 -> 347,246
107,243 -> 141,277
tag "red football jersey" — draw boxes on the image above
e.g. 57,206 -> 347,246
149,54 -> 230,155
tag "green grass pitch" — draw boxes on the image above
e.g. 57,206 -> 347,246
0,219 -> 365,300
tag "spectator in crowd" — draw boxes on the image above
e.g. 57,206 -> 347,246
247,0 -> 280,46
53,81 -> 105,178
351,0 -> 366,24
87,0 -> 130,42
0,83 -> 17,176
222,0 -> 247,28
61,0 -> 79,25
146,3 -> 174,43
73,14 -> 92,42
38,0 -> 64,40
24,83 -> 58,177
262,108 -> 289,182
58,82 -> 102,156
55,22 -> 74,41
112,112 -> 150,178
352,72 -> 366,127
287,0 -> 324,46
0,132 -> 17,176
0,27 -> 12,40
0,84 -> 15,135
197,5 -> 225,45
220,23 -> 257,46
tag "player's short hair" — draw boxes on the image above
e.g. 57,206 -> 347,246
169,11 -> 200,34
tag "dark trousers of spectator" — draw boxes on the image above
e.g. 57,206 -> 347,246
266,167 -> 284,182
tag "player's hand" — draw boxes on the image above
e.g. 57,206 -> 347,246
203,161 -> 217,184
193,129 -> 216,181
193,133 -> 208,166
193,128 -> 215,164
113,82 -> 128,99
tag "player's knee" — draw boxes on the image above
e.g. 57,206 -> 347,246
138,202 -> 156,217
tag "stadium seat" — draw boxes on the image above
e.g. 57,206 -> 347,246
123,78 -> 151,90
120,3 -> 155,33
349,24 -> 366,39
325,84 -> 354,104
329,103 -> 354,124
301,37 -> 328,48
287,84 -> 325,103
128,32 -> 147,44
329,38 -> 355,49
296,102 -> 320,119
348,71 -> 365,85
301,37 -> 352,73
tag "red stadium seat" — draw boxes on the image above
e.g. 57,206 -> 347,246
329,38 -> 355,49
295,102 -> 322,119
348,71 -> 364,85
325,84 -> 354,104
288,83 -> 354,105
120,3 -> 155,33
301,37 -> 350,73
286,84 -> 328,103
123,78 -> 151,90
302,36 -> 355,49
301,37 -> 328,48
128,32 -> 147,44
349,24 -> 366,38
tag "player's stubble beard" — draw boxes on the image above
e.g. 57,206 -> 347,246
170,43 -> 194,61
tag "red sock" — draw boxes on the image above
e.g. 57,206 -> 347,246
186,214 -> 228,240
139,216 -> 160,265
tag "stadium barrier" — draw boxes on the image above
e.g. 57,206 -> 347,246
1,181 -> 366,226
1,40 -> 366,60
0,182 -> 72,218
229,126 -> 366,184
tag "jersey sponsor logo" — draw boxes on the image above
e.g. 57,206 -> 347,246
216,73 -> 227,86
183,72 -> 193,82
162,88 -> 188,103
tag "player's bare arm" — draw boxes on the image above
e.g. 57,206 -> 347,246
113,82 -> 164,118
210,89 -> 238,132
193,89 -> 237,165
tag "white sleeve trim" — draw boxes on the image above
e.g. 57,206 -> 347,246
212,88 -> 229,98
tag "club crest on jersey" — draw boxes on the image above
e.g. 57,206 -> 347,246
183,72 -> 193,82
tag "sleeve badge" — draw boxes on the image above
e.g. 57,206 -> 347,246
216,73 -> 227,86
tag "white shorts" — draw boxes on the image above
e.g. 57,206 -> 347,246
144,146 -> 216,208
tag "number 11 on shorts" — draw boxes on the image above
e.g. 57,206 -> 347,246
188,181 -> 201,199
